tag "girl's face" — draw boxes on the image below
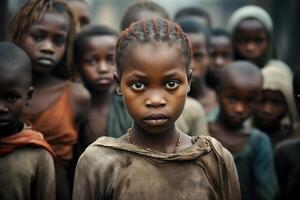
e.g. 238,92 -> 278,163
234,18 -> 268,66
21,12 -> 69,75
117,43 -> 190,134
219,75 -> 261,129
254,90 -> 288,130
209,35 -> 233,69
80,35 -> 116,92
188,33 -> 209,81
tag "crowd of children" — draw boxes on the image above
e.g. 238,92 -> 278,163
0,0 -> 299,199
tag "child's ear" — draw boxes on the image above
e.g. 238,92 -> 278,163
26,86 -> 34,106
114,72 -> 122,96
187,69 -> 192,92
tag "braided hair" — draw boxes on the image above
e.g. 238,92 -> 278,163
116,18 -> 192,76
9,0 -> 76,78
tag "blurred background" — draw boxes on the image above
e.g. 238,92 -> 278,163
0,0 -> 299,70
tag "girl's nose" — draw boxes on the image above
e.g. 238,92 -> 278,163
97,61 -> 109,73
145,92 -> 166,108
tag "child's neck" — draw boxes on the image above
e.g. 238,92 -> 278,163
90,89 -> 113,107
0,121 -> 23,137
217,114 -> 245,134
32,72 -> 61,87
130,124 -> 180,153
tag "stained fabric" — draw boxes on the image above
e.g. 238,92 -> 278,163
73,134 -> 241,200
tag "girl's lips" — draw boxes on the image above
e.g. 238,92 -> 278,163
143,113 -> 170,126
143,118 -> 169,126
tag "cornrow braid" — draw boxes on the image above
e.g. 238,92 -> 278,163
116,18 -> 192,76
9,0 -> 76,79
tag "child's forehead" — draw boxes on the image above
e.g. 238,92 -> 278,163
85,35 -> 116,48
222,70 -> 262,90
30,11 -> 70,31
123,42 -> 186,71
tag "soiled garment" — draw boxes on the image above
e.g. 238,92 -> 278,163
0,126 -> 54,156
176,97 -> 209,136
73,135 -> 241,200
22,83 -> 77,164
210,125 -> 278,200
0,147 -> 55,200
275,138 -> 300,200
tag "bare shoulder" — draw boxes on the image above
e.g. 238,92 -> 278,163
68,82 -> 91,116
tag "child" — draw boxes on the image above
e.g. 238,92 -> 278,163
120,2 -> 209,137
9,0 -> 90,199
177,18 -> 219,117
207,28 -> 233,90
208,61 -> 278,200
73,18 -> 240,200
0,42 -> 55,200
174,6 -> 212,29
120,1 -> 170,31
68,0 -> 91,33
73,25 -> 132,148
253,62 -> 298,147
274,67 -> 300,199
209,28 -> 233,70
228,5 -> 273,68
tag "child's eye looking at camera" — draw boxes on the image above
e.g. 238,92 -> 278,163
131,82 -> 145,91
166,80 -> 180,90
7,96 -> 18,103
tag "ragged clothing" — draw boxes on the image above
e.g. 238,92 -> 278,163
22,82 -> 77,164
0,127 -> 55,200
73,134 -> 241,200
0,126 -> 54,156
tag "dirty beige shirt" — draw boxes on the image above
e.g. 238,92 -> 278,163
176,97 -> 209,136
73,135 -> 240,200
0,147 -> 55,200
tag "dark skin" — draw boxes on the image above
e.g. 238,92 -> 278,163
209,35 -> 233,70
209,68 -> 262,153
20,11 -> 89,127
117,43 -> 192,153
254,89 -> 288,133
234,18 -> 269,67
68,0 -> 90,33
187,33 -> 218,114
79,35 -> 117,145
0,68 -> 33,137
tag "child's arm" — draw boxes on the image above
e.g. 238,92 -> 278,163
34,149 -> 56,200
253,131 -> 279,200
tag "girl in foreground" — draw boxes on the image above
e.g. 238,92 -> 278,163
73,18 -> 240,200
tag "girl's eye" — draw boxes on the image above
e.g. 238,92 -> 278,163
86,58 -> 97,66
131,82 -> 145,91
166,80 -> 180,90
7,96 -> 19,103
53,35 -> 66,46
32,33 -> 44,42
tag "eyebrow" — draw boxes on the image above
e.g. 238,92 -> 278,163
30,25 -> 68,35
163,69 -> 184,78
